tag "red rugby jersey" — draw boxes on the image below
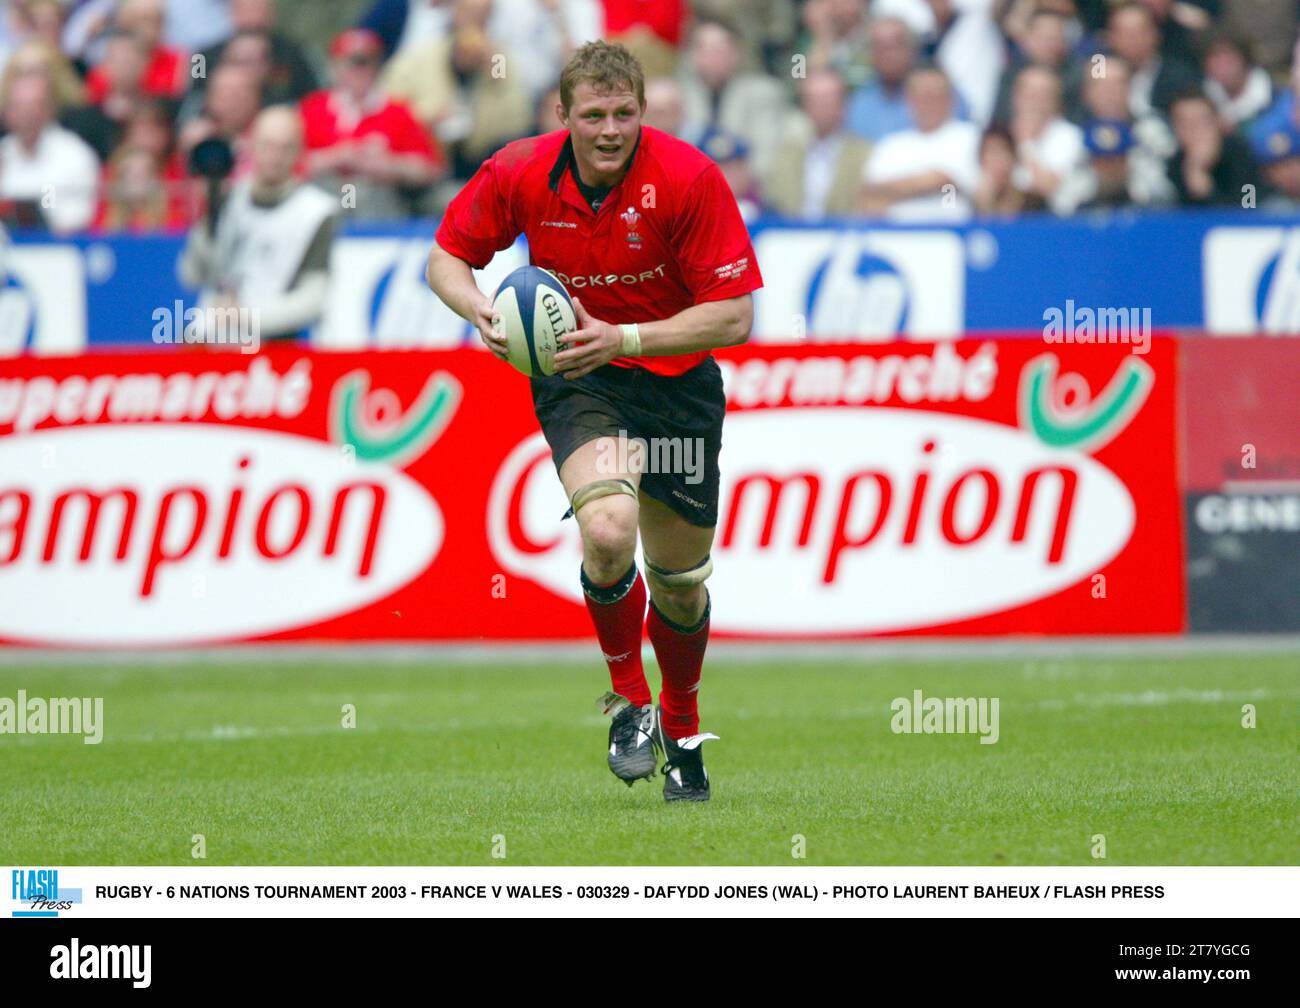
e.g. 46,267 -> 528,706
435,125 -> 762,376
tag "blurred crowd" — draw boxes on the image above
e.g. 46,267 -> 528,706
3,0 -> 1300,234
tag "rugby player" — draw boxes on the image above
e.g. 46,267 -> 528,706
425,41 -> 762,802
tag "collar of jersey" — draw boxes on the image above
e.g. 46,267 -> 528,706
548,129 -> 643,215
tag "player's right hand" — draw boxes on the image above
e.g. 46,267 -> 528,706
472,296 -> 509,362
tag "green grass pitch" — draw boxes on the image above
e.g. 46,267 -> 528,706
1,652 -> 1296,865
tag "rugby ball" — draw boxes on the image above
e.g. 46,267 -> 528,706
492,265 -> 577,376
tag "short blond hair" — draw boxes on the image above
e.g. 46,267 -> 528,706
0,40 -> 86,110
559,40 -> 645,112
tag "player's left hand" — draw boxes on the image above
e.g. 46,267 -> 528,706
554,297 -> 622,380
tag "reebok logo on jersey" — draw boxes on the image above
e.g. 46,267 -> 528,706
541,220 -> 576,228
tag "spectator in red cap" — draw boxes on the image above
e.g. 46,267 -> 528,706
299,27 -> 446,219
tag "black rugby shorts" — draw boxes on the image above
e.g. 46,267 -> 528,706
529,356 -> 725,527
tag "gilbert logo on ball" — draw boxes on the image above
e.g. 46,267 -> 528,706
491,266 -> 576,376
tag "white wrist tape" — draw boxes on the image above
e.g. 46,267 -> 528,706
618,323 -> 642,357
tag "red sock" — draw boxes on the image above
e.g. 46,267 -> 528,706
582,562 -> 650,707
648,594 -> 710,738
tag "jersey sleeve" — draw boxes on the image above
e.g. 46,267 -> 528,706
434,152 -> 518,269
671,161 -> 763,303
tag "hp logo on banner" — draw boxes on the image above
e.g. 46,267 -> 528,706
751,229 -> 963,341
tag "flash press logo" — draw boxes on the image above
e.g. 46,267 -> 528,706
50,939 -> 151,988
11,869 -> 81,917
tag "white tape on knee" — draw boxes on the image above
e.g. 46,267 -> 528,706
568,478 -> 636,517
644,553 -> 713,591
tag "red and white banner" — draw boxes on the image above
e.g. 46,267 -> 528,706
0,338 -> 1183,646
